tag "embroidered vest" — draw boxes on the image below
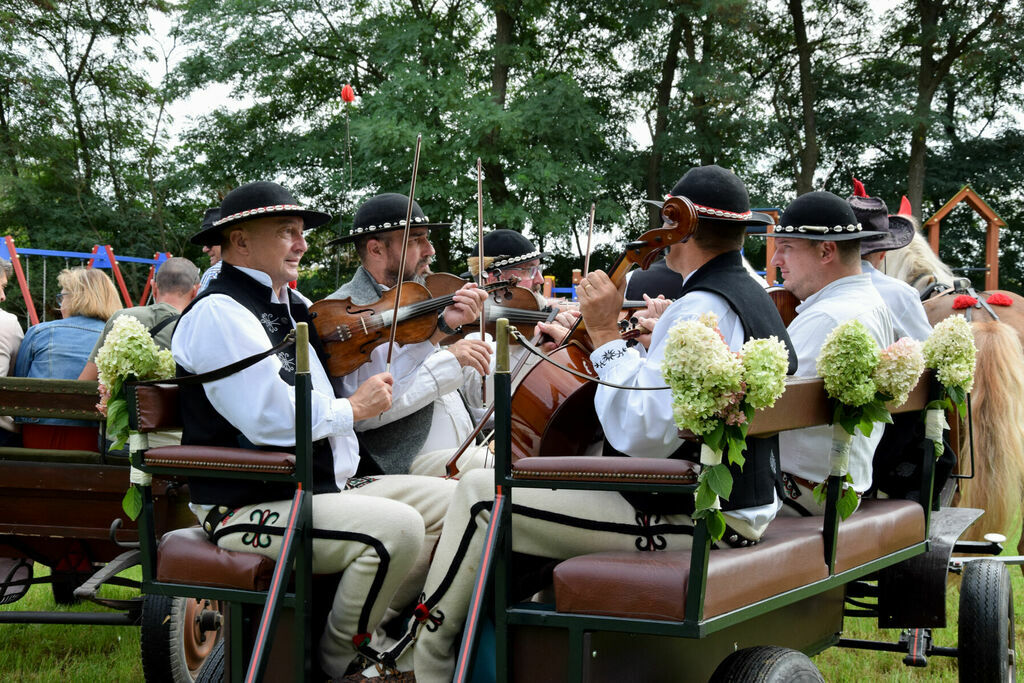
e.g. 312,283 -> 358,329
328,266 -> 434,475
619,251 -> 798,516
176,263 -> 340,507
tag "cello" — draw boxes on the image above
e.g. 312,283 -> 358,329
509,196 -> 699,460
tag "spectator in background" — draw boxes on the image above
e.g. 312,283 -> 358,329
14,267 -> 121,450
197,207 -> 222,293
78,257 -> 200,381
0,258 -> 24,446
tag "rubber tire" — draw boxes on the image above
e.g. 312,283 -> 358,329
958,559 -> 1015,682
193,638 -> 225,683
711,645 -> 824,682
141,594 -> 222,683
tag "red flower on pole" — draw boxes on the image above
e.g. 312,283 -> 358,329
341,84 -> 355,103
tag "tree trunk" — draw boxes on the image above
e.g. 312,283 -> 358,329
646,8 -> 685,229
0,93 -> 18,177
789,0 -> 818,194
483,2 -> 514,218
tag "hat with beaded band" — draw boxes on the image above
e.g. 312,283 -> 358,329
328,193 -> 451,246
643,164 -> 774,227
768,190 -> 887,242
190,181 -> 332,246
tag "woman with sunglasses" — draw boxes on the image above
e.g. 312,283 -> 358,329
13,267 -> 121,450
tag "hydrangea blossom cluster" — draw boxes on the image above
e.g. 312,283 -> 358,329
873,337 -> 925,406
922,316 -> 976,394
740,337 -> 791,410
817,320 -> 879,407
662,313 -> 744,435
95,315 -> 175,392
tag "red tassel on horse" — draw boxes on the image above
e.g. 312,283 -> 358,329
987,292 -> 1013,306
953,295 -> 978,309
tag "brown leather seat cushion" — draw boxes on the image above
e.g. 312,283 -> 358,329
553,516 -> 826,621
157,527 -> 275,591
552,499 -> 927,622
513,456 -> 698,484
835,498 -> 925,573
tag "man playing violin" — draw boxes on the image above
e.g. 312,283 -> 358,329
767,190 -> 894,516
325,193 -> 493,479
375,165 -> 799,682
172,181 -> 460,679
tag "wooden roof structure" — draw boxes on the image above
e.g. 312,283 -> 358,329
923,185 -> 1006,290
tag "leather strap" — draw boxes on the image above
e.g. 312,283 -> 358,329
131,331 -> 296,387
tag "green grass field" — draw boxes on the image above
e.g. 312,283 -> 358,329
1,517 -> 1021,681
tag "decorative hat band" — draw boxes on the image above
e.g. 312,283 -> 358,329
488,250 -> 543,270
214,204 -> 304,226
350,215 -> 432,236
776,223 -> 863,234
665,195 -> 752,220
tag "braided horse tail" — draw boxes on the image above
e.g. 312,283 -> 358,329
956,320 -> 1024,543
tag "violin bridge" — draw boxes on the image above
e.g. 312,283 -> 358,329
359,316 -> 369,336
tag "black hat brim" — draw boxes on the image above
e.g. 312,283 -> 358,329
860,215 -> 916,255
327,222 -> 453,247
643,199 -> 774,227
190,208 -> 333,247
759,229 -> 889,242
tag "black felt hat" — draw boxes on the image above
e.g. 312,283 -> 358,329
200,207 -> 220,232
190,182 -> 332,246
847,180 -> 915,256
328,193 -> 452,246
770,190 -> 886,241
643,164 -> 774,226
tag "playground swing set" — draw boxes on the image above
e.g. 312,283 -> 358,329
0,236 -> 173,326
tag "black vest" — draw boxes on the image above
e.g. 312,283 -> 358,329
625,257 -> 684,300
618,251 -> 798,515
175,263 -> 340,507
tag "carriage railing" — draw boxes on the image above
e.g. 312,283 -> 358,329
462,319 -> 942,683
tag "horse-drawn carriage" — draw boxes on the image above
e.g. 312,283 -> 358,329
113,321 -> 1013,682
0,377 -> 221,682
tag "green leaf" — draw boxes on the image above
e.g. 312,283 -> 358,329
726,436 -> 746,468
705,464 -> 733,500
706,510 -> 727,542
122,485 -> 142,521
957,400 -> 967,419
694,480 -> 718,511
812,482 -> 827,505
857,415 -> 874,437
704,422 -> 725,452
106,397 -> 130,446
837,486 -> 859,521
863,399 -> 892,425
948,385 -> 966,406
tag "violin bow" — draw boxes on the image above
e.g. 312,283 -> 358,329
476,157 -> 487,403
385,134 -> 422,373
583,202 -> 596,276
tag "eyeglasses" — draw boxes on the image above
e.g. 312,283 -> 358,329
499,264 -> 544,280
55,292 -> 67,306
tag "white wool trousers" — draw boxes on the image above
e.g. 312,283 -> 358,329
209,474 -> 456,678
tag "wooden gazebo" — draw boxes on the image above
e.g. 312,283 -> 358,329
924,185 -> 1006,291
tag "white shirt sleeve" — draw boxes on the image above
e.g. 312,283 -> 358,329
172,294 -> 354,447
591,290 -> 741,458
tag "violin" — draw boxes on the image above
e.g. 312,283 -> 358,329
766,285 -> 799,326
425,272 -> 552,340
310,278 -> 516,377
510,196 -> 699,460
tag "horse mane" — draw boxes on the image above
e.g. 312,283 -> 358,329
957,321 -> 1024,539
880,231 -> 955,291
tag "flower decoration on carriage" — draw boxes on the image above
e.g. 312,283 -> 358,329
662,312 -> 790,541
94,315 -> 176,519
920,315 -> 977,457
816,321 -> 925,519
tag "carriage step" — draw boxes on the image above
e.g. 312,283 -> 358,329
73,549 -> 140,600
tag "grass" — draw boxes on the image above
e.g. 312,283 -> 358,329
0,564 -> 143,682
1,514 -> 1021,681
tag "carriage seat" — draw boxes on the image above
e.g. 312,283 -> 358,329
157,527 -> 276,591
552,498 -> 924,621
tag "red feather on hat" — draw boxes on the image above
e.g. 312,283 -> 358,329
899,196 -> 912,215
852,177 -> 867,197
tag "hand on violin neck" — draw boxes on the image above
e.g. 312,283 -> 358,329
535,320 -> 572,353
348,372 -> 394,422
577,269 -> 625,348
434,282 -> 489,342
447,338 -> 492,376
639,293 -> 672,320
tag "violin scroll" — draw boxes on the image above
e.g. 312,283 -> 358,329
623,196 -> 699,271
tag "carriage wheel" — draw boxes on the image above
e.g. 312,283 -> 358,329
141,594 -> 223,683
710,645 -> 824,682
193,637 -> 225,683
958,559 -> 1015,682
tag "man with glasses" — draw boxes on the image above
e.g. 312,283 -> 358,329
326,193 -> 492,479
